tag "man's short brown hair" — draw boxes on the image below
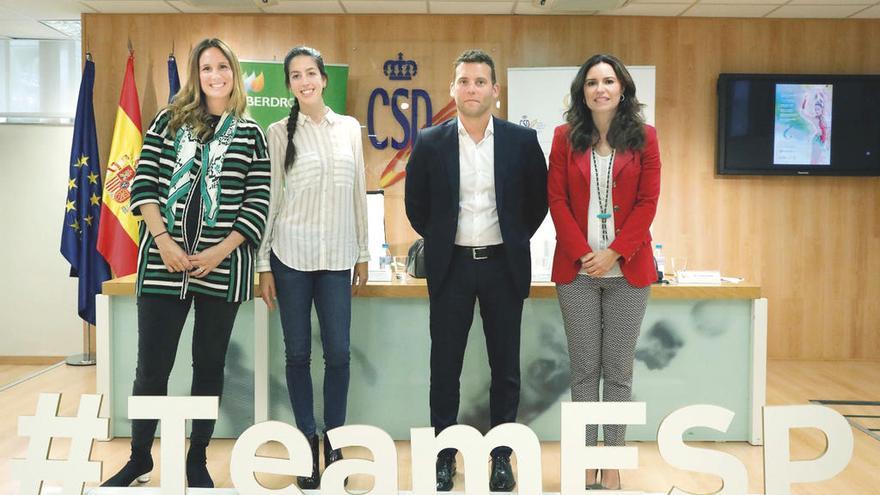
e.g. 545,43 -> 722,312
454,49 -> 497,85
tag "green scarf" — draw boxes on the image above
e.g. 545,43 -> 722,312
164,113 -> 237,231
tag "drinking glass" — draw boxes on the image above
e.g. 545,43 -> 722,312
392,256 -> 408,281
671,257 -> 688,283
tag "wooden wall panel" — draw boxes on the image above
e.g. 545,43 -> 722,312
82,14 -> 880,360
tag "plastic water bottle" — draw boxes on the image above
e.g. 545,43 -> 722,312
654,243 -> 665,282
380,243 -> 393,272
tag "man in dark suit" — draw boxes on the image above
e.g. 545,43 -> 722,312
404,49 -> 548,492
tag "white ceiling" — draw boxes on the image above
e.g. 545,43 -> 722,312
0,0 -> 877,39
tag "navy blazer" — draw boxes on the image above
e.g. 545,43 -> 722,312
404,117 -> 548,299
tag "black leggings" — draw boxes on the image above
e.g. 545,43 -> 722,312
129,294 -> 240,454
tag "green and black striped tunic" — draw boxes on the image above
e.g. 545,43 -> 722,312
130,109 -> 271,302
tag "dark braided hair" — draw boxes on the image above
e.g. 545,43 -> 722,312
564,54 -> 646,153
282,46 -> 328,172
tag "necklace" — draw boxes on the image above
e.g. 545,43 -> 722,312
591,147 -> 615,250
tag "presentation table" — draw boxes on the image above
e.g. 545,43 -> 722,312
98,276 -> 766,444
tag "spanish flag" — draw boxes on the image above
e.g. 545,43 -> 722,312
97,53 -> 142,276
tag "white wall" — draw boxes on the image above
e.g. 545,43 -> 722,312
0,124 -> 82,356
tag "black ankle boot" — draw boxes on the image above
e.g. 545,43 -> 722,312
101,449 -> 153,487
297,434 -> 320,489
186,443 -> 214,488
323,432 -> 344,467
323,432 -> 348,487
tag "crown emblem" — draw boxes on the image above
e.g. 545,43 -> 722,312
384,53 -> 417,81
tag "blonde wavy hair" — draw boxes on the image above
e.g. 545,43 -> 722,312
166,38 -> 248,141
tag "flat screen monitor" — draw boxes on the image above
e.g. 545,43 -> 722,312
716,73 -> 880,176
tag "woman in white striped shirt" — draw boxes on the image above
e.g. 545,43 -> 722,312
257,45 -> 369,489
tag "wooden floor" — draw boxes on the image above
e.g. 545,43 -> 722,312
0,364 -> 59,390
1,360 -> 879,494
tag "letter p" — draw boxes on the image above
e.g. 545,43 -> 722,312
763,405 -> 853,495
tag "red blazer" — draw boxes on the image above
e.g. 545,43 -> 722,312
547,124 -> 661,288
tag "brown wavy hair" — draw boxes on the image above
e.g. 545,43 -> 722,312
166,38 -> 248,141
564,53 -> 645,153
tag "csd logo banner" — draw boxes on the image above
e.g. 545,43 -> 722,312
370,53 -> 458,188
368,52 -> 434,151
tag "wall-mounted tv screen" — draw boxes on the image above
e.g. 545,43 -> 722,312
716,74 -> 880,176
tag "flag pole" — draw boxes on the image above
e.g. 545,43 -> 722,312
62,52 -> 110,366
65,52 -> 96,367
66,320 -> 96,366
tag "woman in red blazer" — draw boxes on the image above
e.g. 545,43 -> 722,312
547,54 -> 661,490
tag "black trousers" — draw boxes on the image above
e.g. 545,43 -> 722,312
129,294 -> 240,456
429,246 -> 524,458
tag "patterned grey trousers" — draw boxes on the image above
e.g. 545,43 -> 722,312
556,274 -> 650,446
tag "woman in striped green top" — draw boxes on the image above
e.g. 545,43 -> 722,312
101,38 -> 270,488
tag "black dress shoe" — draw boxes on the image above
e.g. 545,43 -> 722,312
435,454 -> 456,491
489,455 -> 516,491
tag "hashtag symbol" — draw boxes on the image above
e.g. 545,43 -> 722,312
11,393 -> 109,495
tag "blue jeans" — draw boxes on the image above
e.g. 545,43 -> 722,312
271,252 -> 351,437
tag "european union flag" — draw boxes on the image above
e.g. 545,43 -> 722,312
168,54 -> 180,103
61,57 -> 111,325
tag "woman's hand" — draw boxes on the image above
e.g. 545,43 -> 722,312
140,203 -> 189,273
188,243 -> 231,278
259,271 -> 277,311
583,249 -> 621,277
187,232 -> 244,279
351,262 -> 368,295
155,235 -> 193,273
579,252 -> 594,271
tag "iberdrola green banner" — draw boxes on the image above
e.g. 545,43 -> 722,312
240,60 -> 349,131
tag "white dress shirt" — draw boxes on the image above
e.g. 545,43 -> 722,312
257,108 -> 369,272
585,151 -> 623,277
455,117 -> 503,247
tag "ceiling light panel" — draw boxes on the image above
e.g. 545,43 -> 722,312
430,1 -> 514,14
263,0 -> 345,13
81,1 -> 180,13
342,1 -> 428,14
597,2 -> 691,16
40,19 -> 82,38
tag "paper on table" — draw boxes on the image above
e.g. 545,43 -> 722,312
676,270 -> 721,285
